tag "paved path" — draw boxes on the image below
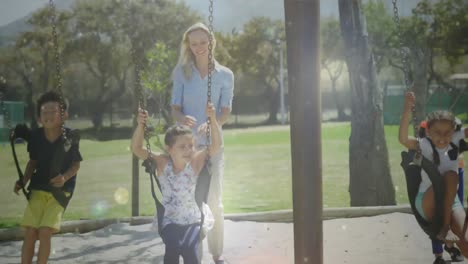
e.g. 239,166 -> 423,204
1,213 -> 467,263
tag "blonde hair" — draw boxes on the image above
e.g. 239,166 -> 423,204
174,22 -> 216,80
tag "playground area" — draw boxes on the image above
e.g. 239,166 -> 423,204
1,212 -> 467,264
1,123 -> 468,263
1,0 -> 468,263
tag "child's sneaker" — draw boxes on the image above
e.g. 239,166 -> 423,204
444,245 -> 464,262
433,256 -> 446,264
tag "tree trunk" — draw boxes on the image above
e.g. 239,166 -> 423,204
324,63 -> 347,121
330,78 -> 347,120
91,105 -> 104,129
339,0 -> 396,206
266,86 -> 279,124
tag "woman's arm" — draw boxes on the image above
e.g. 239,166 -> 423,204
218,70 -> 234,126
217,107 -> 231,126
171,105 -> 196,128
398,92 -> 419,150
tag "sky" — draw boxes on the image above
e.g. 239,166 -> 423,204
0,0 -> 49,26
0,0 -> 321,28
0,0 -> 417,31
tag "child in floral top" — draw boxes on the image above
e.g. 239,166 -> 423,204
131,103 -> 221,264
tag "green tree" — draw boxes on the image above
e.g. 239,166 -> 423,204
66,0 -> 200,129
141,42 -> 177,127
364,0 -> 468,121
228,17 -> 286,124
321,18 -> 347,120
363,0 -> 396,73
412,0 -> 468,94
2,6 -> 71,128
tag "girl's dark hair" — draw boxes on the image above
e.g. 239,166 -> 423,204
418,127 -> 426,138
36,91 -> 68,116
164,125 -> 193,147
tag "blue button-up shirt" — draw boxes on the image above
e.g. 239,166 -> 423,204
171,61 -> 234,146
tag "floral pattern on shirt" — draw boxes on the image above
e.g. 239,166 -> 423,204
159,160 -> 202,228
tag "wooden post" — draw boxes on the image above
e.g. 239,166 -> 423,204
283,0 -> 322,263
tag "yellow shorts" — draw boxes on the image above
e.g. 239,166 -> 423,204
21,190 -> 68,232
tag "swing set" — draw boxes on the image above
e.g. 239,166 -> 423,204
392,0 -> 468,242
132,0 -> 216,240
1,0 -> 80,210
0,0 -> 320,262
4,0 -> 468,263
0,0 -> 217,242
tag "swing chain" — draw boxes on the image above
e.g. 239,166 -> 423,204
48,0 -> 70,151
206,0 -> 214,155
132,45 -> 153,159
128,1 -> 157,161
391,0 -> 421,159
391,0 -> 411,89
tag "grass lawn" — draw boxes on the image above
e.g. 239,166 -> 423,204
1,123 -> 466,228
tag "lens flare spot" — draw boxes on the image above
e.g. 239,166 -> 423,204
114,187 -> 129,205
91,200 -> 109,218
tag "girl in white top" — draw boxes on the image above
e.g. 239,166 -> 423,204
399,92 -> 468,252
131,103 -> 221,264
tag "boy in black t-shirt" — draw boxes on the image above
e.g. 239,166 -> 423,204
13,91 -> 82,264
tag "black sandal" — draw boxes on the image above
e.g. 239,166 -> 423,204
444,245 -> 464,262
433,256 -> 446,264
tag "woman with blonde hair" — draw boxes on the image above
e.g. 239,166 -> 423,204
171,22 -> 234,264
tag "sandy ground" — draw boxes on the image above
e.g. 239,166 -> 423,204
1,213 -> 467,264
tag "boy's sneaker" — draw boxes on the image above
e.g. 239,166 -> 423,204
433,256 -> 446,264
444,245 -> 464,262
